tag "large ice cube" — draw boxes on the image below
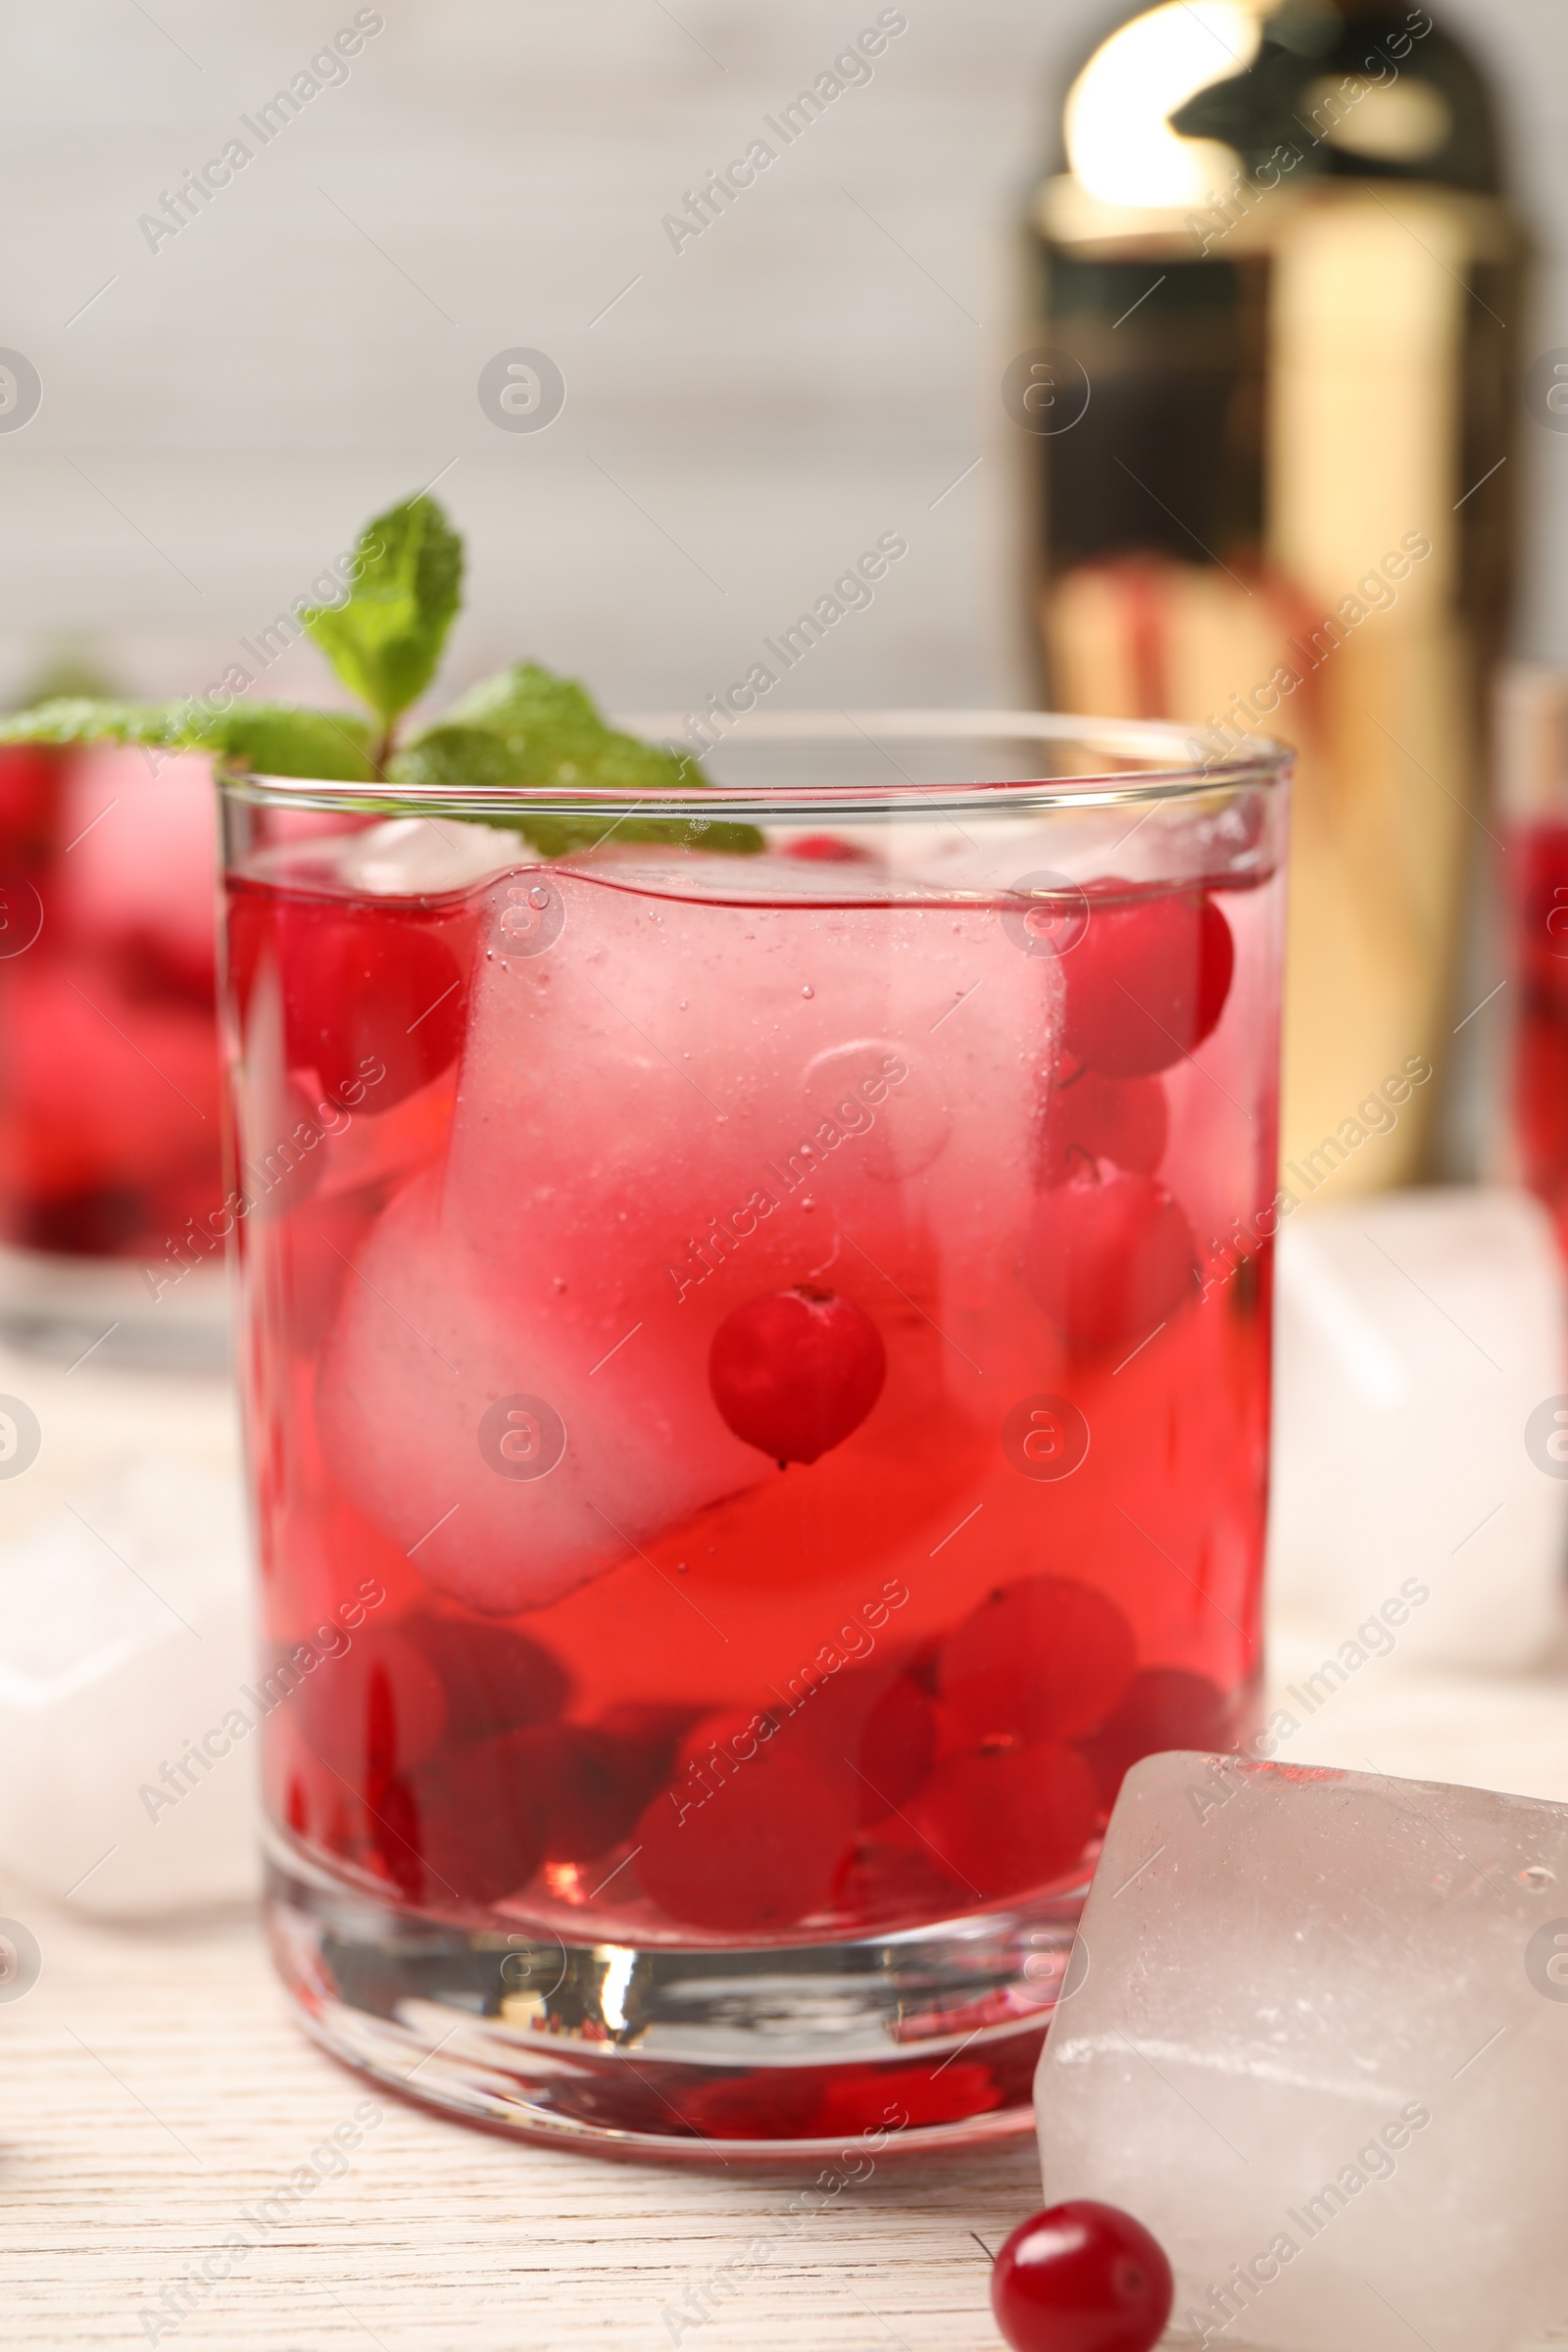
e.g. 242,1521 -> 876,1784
335,814 -> 522,897
318,1169 -> 771,1614
1035,1751 -> 1568,2352
1271,1189 -> 1568,1668
443,858 -> 1053,1297
0,1459 -> 259,1915
319,856 -> 1057,1612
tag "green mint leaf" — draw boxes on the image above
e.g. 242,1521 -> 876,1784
300,494 -> 464,730
0,695 -> 376,782
394,662 -> 763,857
0,697 -> 179,748
179,703 -> 376,781
385,723 -> 533,791
441,661 -> 606,753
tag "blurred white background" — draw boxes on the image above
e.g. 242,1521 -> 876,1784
2,0 -> 1567,716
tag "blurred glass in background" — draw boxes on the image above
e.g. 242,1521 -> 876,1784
1497,662 -> 1568,1253
0,675 -> 223,1363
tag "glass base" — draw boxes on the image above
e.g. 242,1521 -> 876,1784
266,1834 -> 1074,2161
0,1244 -> 228,1372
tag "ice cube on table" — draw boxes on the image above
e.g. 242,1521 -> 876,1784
0,1459 -> 258,1916
1271,1189 -> 1568,1668
319,856 -> 1057,1614
1036,1751 -> 1568,2352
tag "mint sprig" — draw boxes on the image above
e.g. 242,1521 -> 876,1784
300,496 -> 463,760
0,495 -> 758,856
191,703 -> 376,782
0,698 -> 178,749
392,663 -> 762,856
0,696 -> 375,782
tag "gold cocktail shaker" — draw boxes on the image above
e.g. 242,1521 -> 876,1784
1021,0 -> 1524,1191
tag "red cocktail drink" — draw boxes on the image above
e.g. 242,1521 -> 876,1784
1509,815 -> 1568,1252
0,744 -> 221,1261
224,715 -> 1288,2154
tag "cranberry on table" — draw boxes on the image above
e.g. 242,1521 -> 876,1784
992,2200 -> 1174,2352
1026,1161 -> 1198,1351
940,1576 -> 1136,1747
1062,880 -> 1234,1078
709,1285 -> 886,1464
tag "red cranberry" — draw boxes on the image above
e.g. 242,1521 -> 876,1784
274,904 -> 468,1110
909,1740 -> 1099,1901
367,1770 -> 427,1903
709,1286 -> 886,1464
402,1605 -> 571,1738
811,2059 -> 1004,2138
1063,882 -> 1234,1078
500,1720 -> 671,1861
284,1773 -> 310,1838
789,1668 -> 938,1823
1026,1161 -> 1198,1350
940,1576 -> 1136,1746
296,1628 -> 448,1783
1041,1068 -> 1167,1183
992,2201 -> 1174,2352
784,833 -> 870,861
1075,1667 -> 1237,1808
852,1674 -> 937,1817
676,2072 -> 829,2140
405,1740 -> 547,1908
831,1835 -> 972,1927
636,1726 -> 854,1932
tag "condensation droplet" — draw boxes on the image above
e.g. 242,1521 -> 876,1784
801,984 -> 814,998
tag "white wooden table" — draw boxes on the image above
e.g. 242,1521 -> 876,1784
5,1344 -> 1568,2349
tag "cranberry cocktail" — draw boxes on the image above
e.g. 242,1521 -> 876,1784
225,714 -> 1288,2154
0,743 -> 220,1261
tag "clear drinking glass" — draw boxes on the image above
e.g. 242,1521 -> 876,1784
0,741 -> 228,1363
220,711 -> 1289,2158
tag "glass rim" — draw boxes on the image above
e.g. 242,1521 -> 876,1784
220,707 -> 1291,824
